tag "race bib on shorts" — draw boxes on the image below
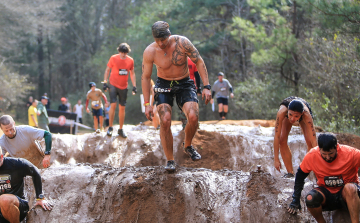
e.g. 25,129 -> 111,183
154,87 -> 171,93
324,175 -> 344,187
92,101 -> 100,107
220,87 -> 226,91
0,174 -> 11,194
119,69 -> 128,76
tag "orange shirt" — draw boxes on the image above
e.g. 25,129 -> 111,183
187,57 -> 198,88
107,55 -> 134,89
300,144 -> 360,193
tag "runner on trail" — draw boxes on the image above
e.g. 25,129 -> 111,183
288,133 -> 360,223
103,43 -> 136,138
86,82 -> 108,133
210,72 -> 234,120
273,96 -> 317,178
0,115 -> 52,169
141,21 -> 212,172
0,147 -> 53,222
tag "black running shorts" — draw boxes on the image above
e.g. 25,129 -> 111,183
314,184 -> 360,211
154,77 -> 198,111
0,195 -> 29,222
216,97 -> 228,105
109,83 -> 128,106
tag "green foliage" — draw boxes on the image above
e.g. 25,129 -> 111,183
234,74 -> 293,119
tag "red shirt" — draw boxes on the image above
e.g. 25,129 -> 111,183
300,144 -> 360,193
187,57 -> 198,88
107,55 -> 134,89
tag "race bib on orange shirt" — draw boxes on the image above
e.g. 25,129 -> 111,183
119,69 -> 128,76
324,175 -> 344,187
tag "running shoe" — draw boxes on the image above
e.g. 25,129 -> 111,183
107,127 -> 113,136
282,173 -> 295,178
118,129 -> 127,138
164,160 -> 176,172
184,146 -> 201,161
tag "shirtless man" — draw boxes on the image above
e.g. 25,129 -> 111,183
142,21 -> 211,172
86,82 -> 108,133
273,96 -> 317,177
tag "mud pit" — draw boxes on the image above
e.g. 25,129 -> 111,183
22,121 -> 360,223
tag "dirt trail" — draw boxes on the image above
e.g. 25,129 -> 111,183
15,120 -> 360,222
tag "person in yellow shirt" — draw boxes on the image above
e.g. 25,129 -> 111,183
28,100 -> 39,127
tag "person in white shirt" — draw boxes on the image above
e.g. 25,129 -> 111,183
73,100 -> 84,123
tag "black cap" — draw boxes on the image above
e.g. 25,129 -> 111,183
217,72 -> 224,76
89,82 -> 96,89
41,96 -> 49,100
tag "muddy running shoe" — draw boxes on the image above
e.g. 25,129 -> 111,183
118,129 -> 127,138
107,127 -> 113,136
95,129 -> 101,134
164,160 -> 176,172
184,146 -> 201,161
282,173 -> 295,178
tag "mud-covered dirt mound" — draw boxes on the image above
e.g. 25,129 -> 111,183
21,121 -> 360,222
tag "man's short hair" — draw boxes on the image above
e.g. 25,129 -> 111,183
0,115 -> 14,127
152,21 -> 171,39
318,133 -> 337,152
117,43 -> 131,53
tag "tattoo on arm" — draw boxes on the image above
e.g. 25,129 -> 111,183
275,117 -> 280,133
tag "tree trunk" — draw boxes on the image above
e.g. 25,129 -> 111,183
38,24 -> 45,98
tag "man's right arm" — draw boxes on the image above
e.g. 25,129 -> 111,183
142,48 -> 154,105
288,166 -> 309,214
103,66 -> 111,83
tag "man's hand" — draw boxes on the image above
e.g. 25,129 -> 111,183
230,93 -> 234,99
287,198 -> 301,214
103,82 -> 109,92
144,105 -> 153,121
202,89 -> 211,105
210,98 -> 214,104
132,86 -> 137,95
35,198 -> 53,211
42,155 -> 51,168
86,108 -> 90,113
274,159 -> 281,172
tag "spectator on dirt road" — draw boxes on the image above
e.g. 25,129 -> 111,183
0,147 -> 53,222
141,21 -> 211,172
0,115 -> 52,169
288,133 -> 360,223
210,72 -> 234,120
58,97 -> 68,112
28,99 -> 39,128
103,42 -> 137,138
37,96 -> 50,131
73,99 -> 84,124
86,82 -> 108,133
26,96 -> 33,108
43,93 -> 51,109
273,96 -> 317,178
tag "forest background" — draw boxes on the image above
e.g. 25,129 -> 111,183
0,0 -> 359,135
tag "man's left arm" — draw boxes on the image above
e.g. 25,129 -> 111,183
42,131 -> 52,168
183,37 -> 211,104
227,80 -> 234,98
22,159 -> 53,210
130,69 -> 137,94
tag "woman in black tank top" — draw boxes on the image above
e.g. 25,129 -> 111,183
273,96 -> 317,178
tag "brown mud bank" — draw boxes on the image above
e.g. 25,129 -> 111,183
24,121 -> 359,222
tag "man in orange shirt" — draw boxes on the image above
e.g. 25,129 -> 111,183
288,133 -> 360,223
103,43 -> 136,138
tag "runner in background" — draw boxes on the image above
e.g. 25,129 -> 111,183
86,82 -> 108,133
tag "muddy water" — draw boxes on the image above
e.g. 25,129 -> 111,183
24,124 -> 353,222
